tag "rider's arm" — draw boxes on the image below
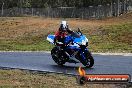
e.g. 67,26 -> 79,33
67,28 -> 73,34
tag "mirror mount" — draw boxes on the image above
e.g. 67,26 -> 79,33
77,28 -> 82,35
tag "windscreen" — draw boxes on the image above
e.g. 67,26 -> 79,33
71,32 -> 80,38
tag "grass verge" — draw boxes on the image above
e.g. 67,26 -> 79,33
0,69 -> 130,88
0,13 -> 132,52
0,23 -> 131,52
87,23 -> 132,53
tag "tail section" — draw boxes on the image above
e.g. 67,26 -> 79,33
47,35 -> 55,44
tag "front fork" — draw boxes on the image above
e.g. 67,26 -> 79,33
79,48 -> 88,60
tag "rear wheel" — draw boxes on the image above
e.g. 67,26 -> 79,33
76,51 -> 94,68
51,47 -> 66,66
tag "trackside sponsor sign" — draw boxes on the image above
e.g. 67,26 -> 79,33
77,67 -> 131,84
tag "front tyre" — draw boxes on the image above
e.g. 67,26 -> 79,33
51,47 -> 66,66
77,51 -> 94,68
84,51 -> 94,68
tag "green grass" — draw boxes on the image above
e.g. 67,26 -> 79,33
88,23 -> 132,53
0,23 -> 132,52
0,40 -> 53,51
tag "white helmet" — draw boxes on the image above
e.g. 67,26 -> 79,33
59,21 -> 68,32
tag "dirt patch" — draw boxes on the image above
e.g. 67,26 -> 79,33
0,12 -> 132,39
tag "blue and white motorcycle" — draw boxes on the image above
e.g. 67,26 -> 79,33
47,29 -> 94,68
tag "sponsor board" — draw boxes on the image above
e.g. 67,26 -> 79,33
77,67 -> 131,85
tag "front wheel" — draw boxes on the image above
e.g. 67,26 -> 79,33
51,47 -> 66,66
77,51 -> 94,68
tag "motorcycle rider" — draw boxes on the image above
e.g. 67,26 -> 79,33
54,21 -> 73,47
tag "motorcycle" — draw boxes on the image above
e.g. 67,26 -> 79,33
47,29 -> 94,68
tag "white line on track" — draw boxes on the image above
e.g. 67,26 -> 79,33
0,51 -> 132,56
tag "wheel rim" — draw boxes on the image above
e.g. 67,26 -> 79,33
85,59 -> 91,67
51,48 -> 65,65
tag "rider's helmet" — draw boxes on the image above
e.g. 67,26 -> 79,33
59,21 -> 69,32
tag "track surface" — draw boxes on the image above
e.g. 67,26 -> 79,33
0,52 -> 132,75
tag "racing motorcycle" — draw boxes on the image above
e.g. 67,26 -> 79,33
47,29 -> 94,68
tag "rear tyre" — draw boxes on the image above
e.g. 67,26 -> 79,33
51,47 -> 66,66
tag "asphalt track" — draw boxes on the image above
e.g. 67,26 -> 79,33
0,52 -> 132,76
